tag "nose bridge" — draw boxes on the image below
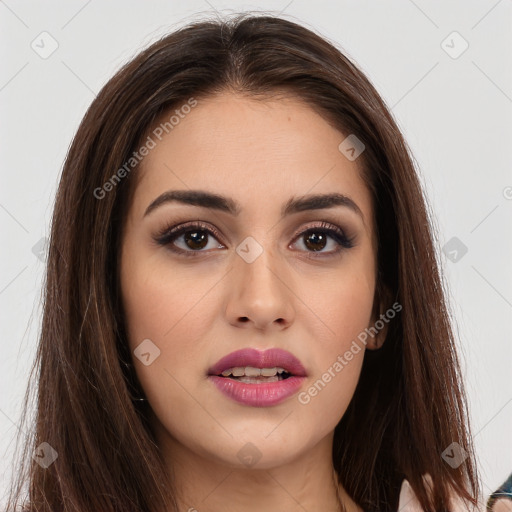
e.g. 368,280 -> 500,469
235,234 -> 284,294
227,233 -> 295,328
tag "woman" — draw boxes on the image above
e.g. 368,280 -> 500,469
5,13 -> 485,512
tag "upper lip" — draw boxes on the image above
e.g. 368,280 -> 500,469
208,348 -> 307,377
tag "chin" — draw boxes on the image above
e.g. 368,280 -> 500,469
198,428 -> 314,470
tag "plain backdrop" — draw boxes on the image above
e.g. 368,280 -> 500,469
1,0 -> 511,506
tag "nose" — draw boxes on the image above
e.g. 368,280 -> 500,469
224,243 -> 296,331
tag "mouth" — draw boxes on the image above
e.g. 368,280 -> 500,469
207,347 -> 307,380
207,348 -> 307,407
214,366 -> 293,384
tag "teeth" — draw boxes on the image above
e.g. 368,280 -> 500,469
220,366 -> 287,377
245,366 -> 262,377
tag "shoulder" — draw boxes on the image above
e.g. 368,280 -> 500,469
397,474 -> 486,512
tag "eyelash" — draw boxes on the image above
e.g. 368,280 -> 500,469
153,220 -> 355,259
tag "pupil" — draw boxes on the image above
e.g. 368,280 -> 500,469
305,232 -> 326,251
185,230 -> 208,250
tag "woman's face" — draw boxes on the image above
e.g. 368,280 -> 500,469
120,92 -> 378,470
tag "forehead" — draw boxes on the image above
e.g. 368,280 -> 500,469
132,92 -> 373,230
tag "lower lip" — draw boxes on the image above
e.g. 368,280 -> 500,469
208,375 -> 306,407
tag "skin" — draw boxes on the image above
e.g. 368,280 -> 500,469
492,499 -> 512,512
120,91 -> 387,512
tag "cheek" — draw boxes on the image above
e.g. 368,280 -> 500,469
300,255 -> 375,357
294,261 -> 375,422
120,246 -> 217,348
296,350 -> 363,438
119,248 -> 222,408
316,272 -> 374,334
293,314 -> 369,434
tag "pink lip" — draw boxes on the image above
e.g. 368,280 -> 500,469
207,348 -> 307,407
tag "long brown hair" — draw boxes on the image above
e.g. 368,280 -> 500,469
5,13 -> 481,512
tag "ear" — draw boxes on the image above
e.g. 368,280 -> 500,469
366,283 -> 394,351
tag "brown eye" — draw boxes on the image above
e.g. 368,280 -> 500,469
154,221 -> 225,257
182,230 -> 209,250
303,231 -> 328,252
291,223 -> 355,256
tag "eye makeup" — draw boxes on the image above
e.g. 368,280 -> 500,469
152,219 -> 356,259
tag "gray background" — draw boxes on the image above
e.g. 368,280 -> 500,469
1,0 -> 511,505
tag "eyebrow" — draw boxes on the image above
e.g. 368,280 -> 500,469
143,189 -> 364,220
